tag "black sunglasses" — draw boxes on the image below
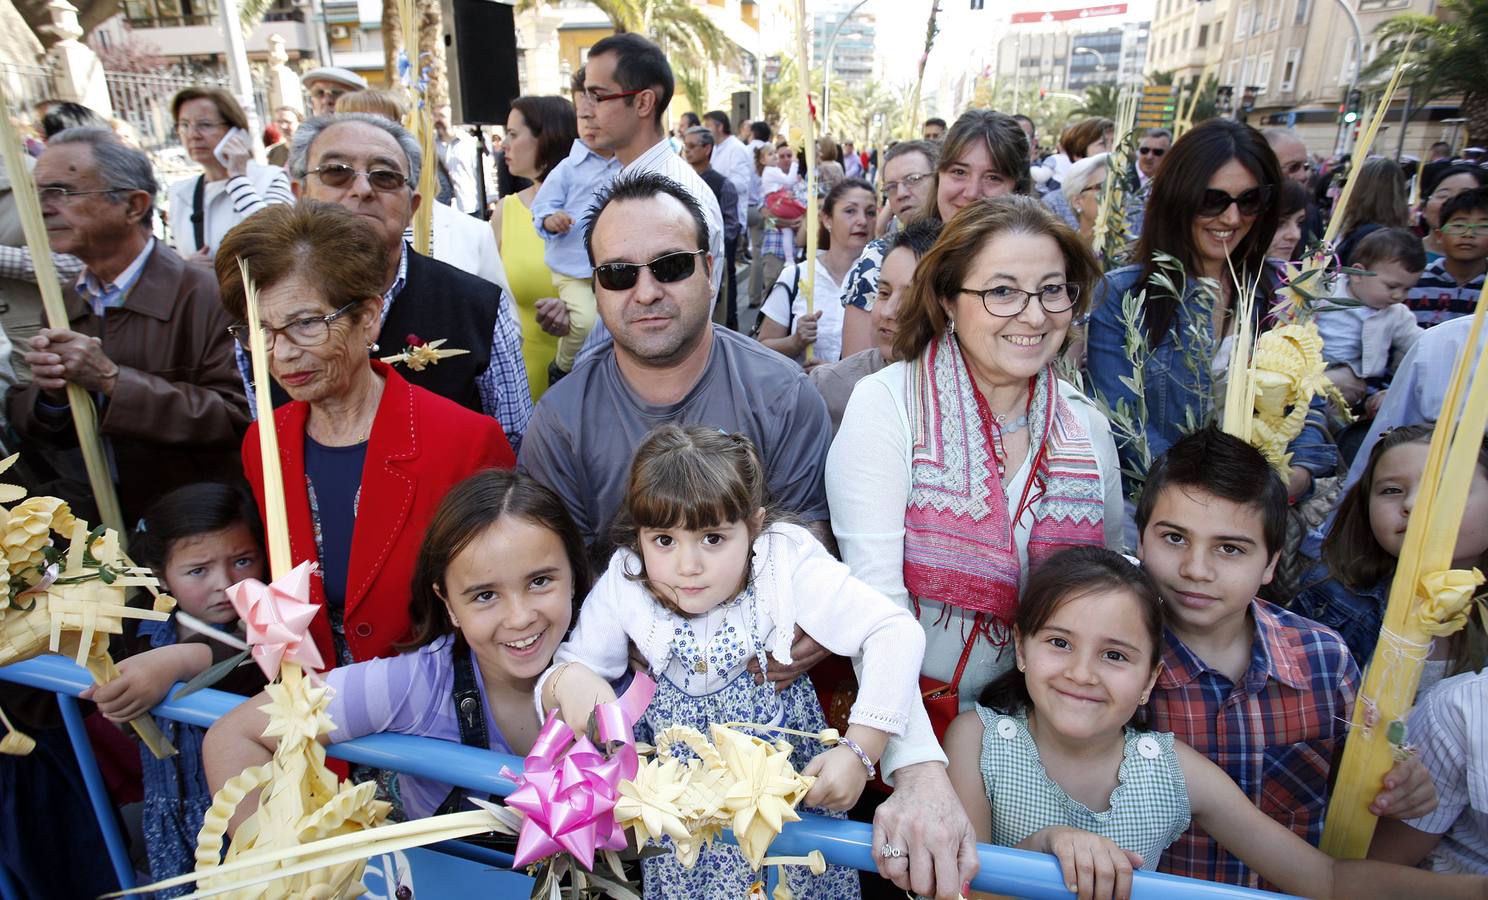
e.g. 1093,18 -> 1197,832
593,249 -> 706,291
1197,185 -> 1272,218
1138,146 -> 1166,156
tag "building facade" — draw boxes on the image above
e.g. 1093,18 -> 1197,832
812,1 -> 876,88
1145,0 -> 1458,159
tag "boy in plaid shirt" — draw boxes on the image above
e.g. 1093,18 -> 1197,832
1133,428 -> 1438,888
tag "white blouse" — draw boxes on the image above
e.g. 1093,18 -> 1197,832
761,253 -> 848,364
825,363 -> 1125,776
539,523 -> 924,739
167,161 -> 293,256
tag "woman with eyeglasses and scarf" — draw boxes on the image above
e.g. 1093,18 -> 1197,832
1086,118 -> 1338,507
217,201 -> 514,669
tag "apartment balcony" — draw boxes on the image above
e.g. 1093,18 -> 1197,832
122,1 -> 323,60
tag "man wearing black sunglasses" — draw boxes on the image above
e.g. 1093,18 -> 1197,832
1135,127 -> 1171,187
285,113 -> 533,447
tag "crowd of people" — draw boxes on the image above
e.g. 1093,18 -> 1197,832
1,28 -> 1487,900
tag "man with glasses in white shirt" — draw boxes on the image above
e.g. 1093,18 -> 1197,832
569,32 -> 724,358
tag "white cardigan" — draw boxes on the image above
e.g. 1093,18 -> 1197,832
540,522 -> 924,738
825,363 -> 1125,777
167,161 -> 292,256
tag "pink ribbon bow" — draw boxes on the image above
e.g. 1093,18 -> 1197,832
503,672 -> 657,870
225,561 -> 325,680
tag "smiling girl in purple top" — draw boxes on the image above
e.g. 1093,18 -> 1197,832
204,470 -> 592,823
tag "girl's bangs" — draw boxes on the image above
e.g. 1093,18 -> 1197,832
625,452 -> 755,532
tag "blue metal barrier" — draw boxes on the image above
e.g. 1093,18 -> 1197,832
0,655 -> 1292,899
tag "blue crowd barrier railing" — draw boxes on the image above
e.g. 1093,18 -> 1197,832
0,655 -> 1293,899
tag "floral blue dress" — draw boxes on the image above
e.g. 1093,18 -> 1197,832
633,586 -> 861,899
133,617 -> 216,898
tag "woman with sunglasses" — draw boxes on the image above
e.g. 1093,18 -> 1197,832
827,196 -> 1123,745
1087,117 -> 1337,502
216,201 -> 515,669
165,87 -> 292,261
839,110 -> 1031,357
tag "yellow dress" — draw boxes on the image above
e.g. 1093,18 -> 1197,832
498,192 -> 561,401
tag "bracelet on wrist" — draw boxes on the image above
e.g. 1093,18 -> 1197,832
837,736 -> 875,779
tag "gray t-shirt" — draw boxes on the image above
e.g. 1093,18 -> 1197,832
518,326 -> 833,549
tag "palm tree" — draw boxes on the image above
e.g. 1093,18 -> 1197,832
1073,82 -> 1120,119
590,0 -> 734,72
1367,0 -> 1488,146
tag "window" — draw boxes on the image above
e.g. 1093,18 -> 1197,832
1225,60 -> 1241,88
1358,0 -> 1408,9
1182,27 -> 1190,49
1280,47 -> 1300,91
1294,0 -> 1311,25
1214,19 -> 1222,42
1197,24 -> 1209,47
1256,51 -> 1273,92
1339,37 -> 1357,83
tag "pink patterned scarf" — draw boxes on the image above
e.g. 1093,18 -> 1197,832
903,331 -> 1106,634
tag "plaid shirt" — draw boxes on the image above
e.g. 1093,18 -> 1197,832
1137,599 -> 1360,888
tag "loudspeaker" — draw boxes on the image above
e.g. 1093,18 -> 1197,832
731,91 -> 752,132
440,0 -> 520,126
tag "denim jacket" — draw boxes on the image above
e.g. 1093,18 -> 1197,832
1087,264 -> 1338,492
1291,560 -> 1387,669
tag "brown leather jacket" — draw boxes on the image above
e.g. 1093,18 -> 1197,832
7,241 -> 250,522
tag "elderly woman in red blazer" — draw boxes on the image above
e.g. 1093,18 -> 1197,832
217,201 -> 514,665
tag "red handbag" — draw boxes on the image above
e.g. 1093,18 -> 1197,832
766,188 -> 806,220
918,634 -> 978,740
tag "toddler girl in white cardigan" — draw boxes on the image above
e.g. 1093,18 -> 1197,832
538,424 -> 923,899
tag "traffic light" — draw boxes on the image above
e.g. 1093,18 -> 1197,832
1342,88 -> 1362,124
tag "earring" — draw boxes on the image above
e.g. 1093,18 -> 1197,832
368,341 -> 380,352
1139,693 -> 1149,704
946,318 -> 956,336
1016,662 -> 1025,672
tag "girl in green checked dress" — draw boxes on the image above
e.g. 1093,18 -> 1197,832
942,546 -> 1488,900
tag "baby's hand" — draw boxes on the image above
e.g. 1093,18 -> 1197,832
549,663 -> 617,737
1032,826 -> 1143,900
80,651 -> 179,723
543,211 -> 574,234
801,744 -> 869,811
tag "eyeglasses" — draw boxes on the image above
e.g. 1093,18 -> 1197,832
176,119 -> 227,135
310,87 -> 346,101
882,171 -> 933,196
960,283 -> 1079,318
227,301 -> 362,351
580,87 -> 647,106
1282,160 -> 1315,177
37,186 -> 124,203
1196,185 -> 1272,218
1138,146 -> 1167,157
1440,222 -> 1488,236
308,164 -> 410,192
593,249 -> 706,291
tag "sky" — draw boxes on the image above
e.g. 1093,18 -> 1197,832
846,0 -> 1156,86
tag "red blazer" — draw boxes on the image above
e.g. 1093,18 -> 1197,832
242,361 -> 514,664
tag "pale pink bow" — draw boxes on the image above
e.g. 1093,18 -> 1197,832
503,672 -> 656,870
225,561 -> 325,680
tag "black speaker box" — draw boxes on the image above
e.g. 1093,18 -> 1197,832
441,0 -> 520,126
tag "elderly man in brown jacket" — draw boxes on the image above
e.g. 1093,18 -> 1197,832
7,127 -> 248,522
